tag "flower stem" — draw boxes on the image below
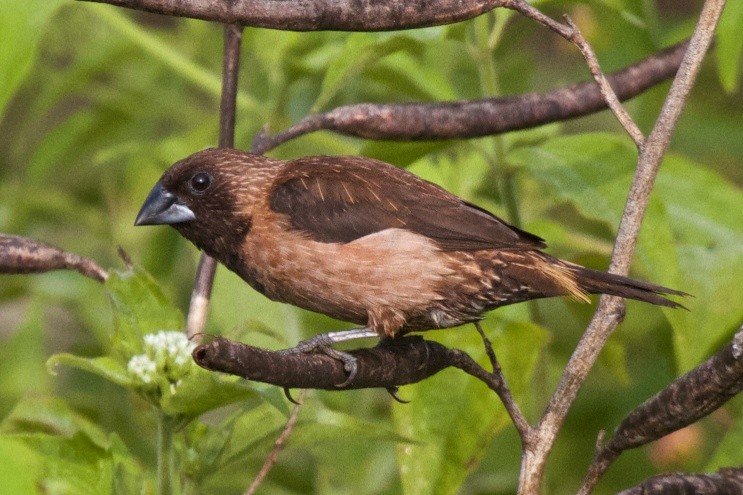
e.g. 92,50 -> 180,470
157,411 -> 176,495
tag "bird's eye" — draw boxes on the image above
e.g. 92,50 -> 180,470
190,172 -> 212,194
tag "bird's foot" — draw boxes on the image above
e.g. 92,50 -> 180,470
280,328 -> 378,388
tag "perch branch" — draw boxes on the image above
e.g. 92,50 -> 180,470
193,335 -> 527,428
252,40 -> 687,152
186,24 -> 244,339
519,1 -> 725,493
473,321 -> 531,438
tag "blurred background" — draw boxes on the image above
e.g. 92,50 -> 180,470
0,0 -> 741,493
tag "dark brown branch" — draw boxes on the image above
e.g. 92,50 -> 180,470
0,234 -> 108,283
578,325 -> 743,494
617,467 -> 743,495
252,40 -> 687,153
193,335 -> 520,411
186,24 -> 244,339
78,0 -> 507,31
608,326 -> 743,453
194,336 -> 452,389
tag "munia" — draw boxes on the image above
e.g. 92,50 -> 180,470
136,148 -> 684,353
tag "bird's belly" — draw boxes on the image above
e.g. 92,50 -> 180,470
241,227 -> 454,327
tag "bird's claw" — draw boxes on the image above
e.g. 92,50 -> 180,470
280,334 -> 359,388
319,346 -> 358,387
284,387 -> 302,405
386,386 -> 410,404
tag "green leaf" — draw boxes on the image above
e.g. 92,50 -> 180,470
394,318 -> 548,495
313,33 -> 424,111
105,265 -> 184,357
46,354 -> 133,388
0,397 -> 145,495
654,155 -> 743,369
159,368 -> 257,418
0,437 -> 43,495
1,396 -> 110,449
87,3 -> 258,112
0,0 -> 64,116
0,301 -> 50,418
407,148 -> 491,201
716,0 -> 743,93
509,133 -> 743,371
291,405 -> 411,450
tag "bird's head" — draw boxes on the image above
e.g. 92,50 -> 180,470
135,148 -> 274,256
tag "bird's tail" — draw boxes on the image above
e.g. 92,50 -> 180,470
568,263 -> 687,308
493,251 -> 687,309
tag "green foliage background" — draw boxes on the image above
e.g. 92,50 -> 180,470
0,1 -> 742,493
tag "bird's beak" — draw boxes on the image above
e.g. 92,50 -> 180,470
135,181 -> 196,226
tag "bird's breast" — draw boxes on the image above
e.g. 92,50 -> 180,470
238,216 -> 455,325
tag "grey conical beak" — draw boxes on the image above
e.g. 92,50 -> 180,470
135,182 -> 196,226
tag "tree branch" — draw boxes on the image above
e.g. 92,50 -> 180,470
77,0 -> 509,31
193,335 -> 526,424
618,467 -> 743,495
0,234 -> 108,283
580,325 -> 743,494
252,40 -> 687,152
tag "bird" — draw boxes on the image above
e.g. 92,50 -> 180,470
135,148 -> 685,380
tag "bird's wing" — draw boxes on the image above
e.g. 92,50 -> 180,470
269,156 -> 546,251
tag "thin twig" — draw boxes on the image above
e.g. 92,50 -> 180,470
563,16 -> 646,148
518,1 -> 725,493
244,389 -> 306,495
473,322 -> 532,439
186,24 -> 243,339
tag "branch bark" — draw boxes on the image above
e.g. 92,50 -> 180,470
252,40 -> 687,152
77,0 -> 508,31
580,325 -> 743,494
618,467 -> 743,495
0,234 -> 108,283
195,336 -> 465,389
192,335 -> 529,431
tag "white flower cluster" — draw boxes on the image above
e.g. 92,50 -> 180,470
127,331 -> 197,390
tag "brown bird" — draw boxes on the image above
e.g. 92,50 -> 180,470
136,148 -> 684,377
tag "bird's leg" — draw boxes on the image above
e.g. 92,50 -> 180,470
279,327 -> 379,387
473,321 -> 500,374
